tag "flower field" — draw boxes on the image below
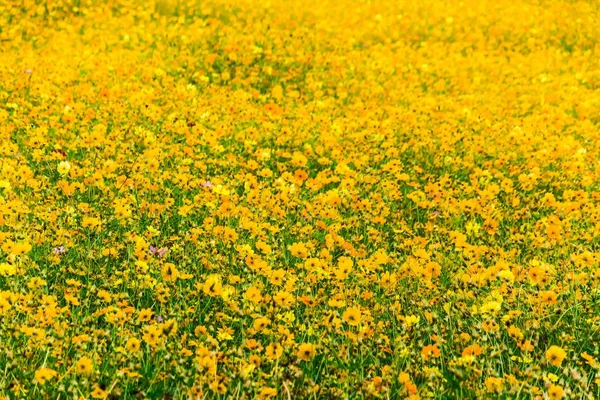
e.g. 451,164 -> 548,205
1,0 -> 600,398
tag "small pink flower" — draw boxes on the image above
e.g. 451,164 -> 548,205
157,248 -> 168,258
53,246 -> 66,255
202,180 -> 213,190
149,246 -> 168,258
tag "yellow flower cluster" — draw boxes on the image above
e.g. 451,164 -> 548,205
1,0 -> 599,398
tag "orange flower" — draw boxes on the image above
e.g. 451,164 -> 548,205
421,344 -> 441,360
462,344 -> 483,357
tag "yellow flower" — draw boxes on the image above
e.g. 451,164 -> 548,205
480,301 -> 502,315
404,315 -> 420,327
203,274 -> 223,297
245,286 -> 263,304
547,384 -> 564,400
75,356 -> 93,375
297,343 -> 317,361
91,385 -> 108,399
398,372 -> 411,384
540,291 -> 558,305
273,290 -> 295,308
334,256 -> 353,280
137,308 -> 154,323
545,345 -> 567,367
57,161 -> 71,176
82,216 -> 101,228
497,269 -> 514,283
343,307 -> 361,326
253,316 -> 271,332
258,387 -> 278,399
97,289 -> 112,303
34,367 -> 58,384
161,263 -> 179,282
143,325 -> 163,348
288,242 -> 309,258
485,377 -> 504,393
0,263 -> 17,276
196,355 -> 217,375
125,337 -> 141,352
265,343 -> 284,360
582,352 -> 599,368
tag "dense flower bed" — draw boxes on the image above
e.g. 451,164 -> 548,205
1,0 -> 600,398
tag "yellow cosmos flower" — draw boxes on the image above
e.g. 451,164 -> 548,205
297,343 -> 317,361
57,161 -> 71,176
485,377 -> 504,393
75,356 -> 93,375
203,274 -> 223,297
34,367 -> 58,384
143,325 -> 163,348
253,316 -> 271,332
545,345 -> 567,367
126,337 -> 141,352
258,387 -> 277,399
547,384 -> 564,400
245,286 -> 263,304
273,290 -> 295,308
343,307 -> 361,326
265,343 -> 284,360
91,385 -> 108,399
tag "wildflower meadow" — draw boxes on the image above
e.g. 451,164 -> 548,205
1,0 -> 600,398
